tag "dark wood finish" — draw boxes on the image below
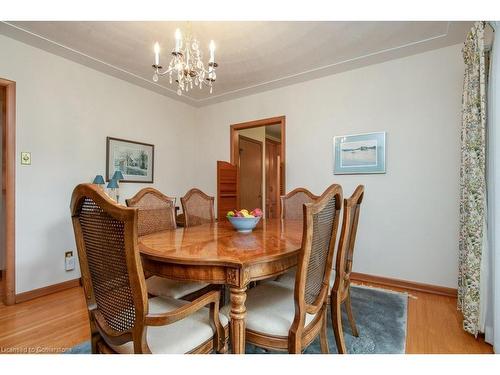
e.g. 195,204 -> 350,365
216,161 -> 238,221
238,135 -> 263,211
245,184 -> 342,353
180,188 -> 215,227
230,116 -> 286,211
265,138 -> 281,219
105,137 -> 154,183
70,184 -> 226,354
281,187 -> 319,220
125,187 -> 176,235
15,278 -> 81,304
351,272 -> 458,298
330,185 -> 364,353
0,78 -> 15,306
138,218 -> 304,353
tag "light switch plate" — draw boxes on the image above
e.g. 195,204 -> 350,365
21,152 -> 31,165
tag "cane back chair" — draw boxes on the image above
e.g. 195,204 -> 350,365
126,188 -> 209,300
330,185 -> 365,354
281,187 -> 320,221
180,188 -> 215,227
228,184 -> 342,353
71,184 -> 227,354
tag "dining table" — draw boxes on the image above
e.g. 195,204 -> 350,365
138,218 -> 303,354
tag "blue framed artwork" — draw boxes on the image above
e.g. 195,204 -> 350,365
333,132 -> 386,174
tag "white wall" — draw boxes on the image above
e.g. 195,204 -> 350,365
194,44 -> 464,288
0,35 -> 197,293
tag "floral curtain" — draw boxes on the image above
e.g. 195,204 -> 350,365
458,21 -> 488,336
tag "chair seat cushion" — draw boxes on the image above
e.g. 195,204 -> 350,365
146,276 -> 208,299
222,281 -> 316,337
277,268 -> 336,291
110,296 -> 228,354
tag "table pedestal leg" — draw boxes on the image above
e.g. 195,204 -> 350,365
229,286 -> 247,354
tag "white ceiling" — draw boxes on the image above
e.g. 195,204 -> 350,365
0,21 -> 471,107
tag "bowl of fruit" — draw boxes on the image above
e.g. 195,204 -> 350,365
226,208 -> 263,233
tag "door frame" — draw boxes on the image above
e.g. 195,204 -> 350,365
265,137 -> 282,219
237,134 -> 263,210
0,78 -> 16,306
230,116 -> 286,213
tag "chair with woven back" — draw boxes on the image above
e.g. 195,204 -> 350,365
180,188 -> 215,227
330,185 -> 365,354
71,183 -> 227,354
126,188 -> 209,300
223,184 -> 342,353
276,187 -> 320,286
281,187 -> 320,220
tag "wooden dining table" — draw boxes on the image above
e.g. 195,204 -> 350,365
138,218 -> 303,354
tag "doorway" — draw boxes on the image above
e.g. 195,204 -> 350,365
238,135 -> 263,210
229,116 -> 285,219
0,78 -> 15,306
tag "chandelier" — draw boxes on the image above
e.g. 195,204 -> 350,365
152,27 -> 218,96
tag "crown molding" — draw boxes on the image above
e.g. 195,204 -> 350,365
0,21 -> 468,108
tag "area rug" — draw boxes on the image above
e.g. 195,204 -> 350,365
66,285 -> 408,354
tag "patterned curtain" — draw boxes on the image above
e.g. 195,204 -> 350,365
458,21 -> 488,336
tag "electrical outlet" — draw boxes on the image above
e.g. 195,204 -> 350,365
65,251 -> 75,271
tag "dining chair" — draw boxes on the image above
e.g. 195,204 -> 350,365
180,188 -> 215,227
276,187 -> 320,286
224,184 -> 342,353
330,185 -> 365,354
281,187 -> 319,220
70,183 -> 227,354
126,188 -> 209,300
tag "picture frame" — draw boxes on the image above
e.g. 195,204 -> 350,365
333,132 -> 386,175
106,137 -> 155,183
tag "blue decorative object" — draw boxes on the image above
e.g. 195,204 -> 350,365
112,170 -> 124,181
333,132 -> 386,174
92,175 -> 105,185
228,216 -> 261,233
107,178 -> 119,189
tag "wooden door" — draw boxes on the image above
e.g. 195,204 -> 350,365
216,161 -> 238,221
238,136 -> 262,210
265,138 -> 281,218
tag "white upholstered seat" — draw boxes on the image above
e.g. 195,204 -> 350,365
110,296 -> 228,354
146,276 -> 209,299
277,268 -> 336,291
222,281 -> 316,337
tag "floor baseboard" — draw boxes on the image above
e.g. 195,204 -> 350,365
351,272 -> 457,298
15,278 -> 81,304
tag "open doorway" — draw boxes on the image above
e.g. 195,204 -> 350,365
0,78 -> 15,306
229,116 -> 285,219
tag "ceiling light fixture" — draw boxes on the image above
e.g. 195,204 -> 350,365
152,26 -> 218,96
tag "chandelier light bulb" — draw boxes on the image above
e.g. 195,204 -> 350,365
174,29 -> 182,52
209,40 -> 215,63
153,42 -> 160,66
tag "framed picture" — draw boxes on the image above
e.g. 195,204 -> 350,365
333,132 -> 386,174
106,137 -> 154,183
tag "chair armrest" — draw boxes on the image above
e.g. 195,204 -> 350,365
145,289 -> 226,352
145,289 -> 220,327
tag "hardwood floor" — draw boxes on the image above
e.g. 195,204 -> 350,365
0,283 -> 493,354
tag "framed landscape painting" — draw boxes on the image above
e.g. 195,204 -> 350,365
106,137 -> 154,183
333,132 -> 386,174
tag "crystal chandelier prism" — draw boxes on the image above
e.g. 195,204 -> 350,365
152,27 -> 218,96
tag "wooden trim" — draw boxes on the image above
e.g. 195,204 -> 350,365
230,116 -> 285,196
351,272 -> 458,298
15,278 -> 81,304
0,78 -> 15,305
